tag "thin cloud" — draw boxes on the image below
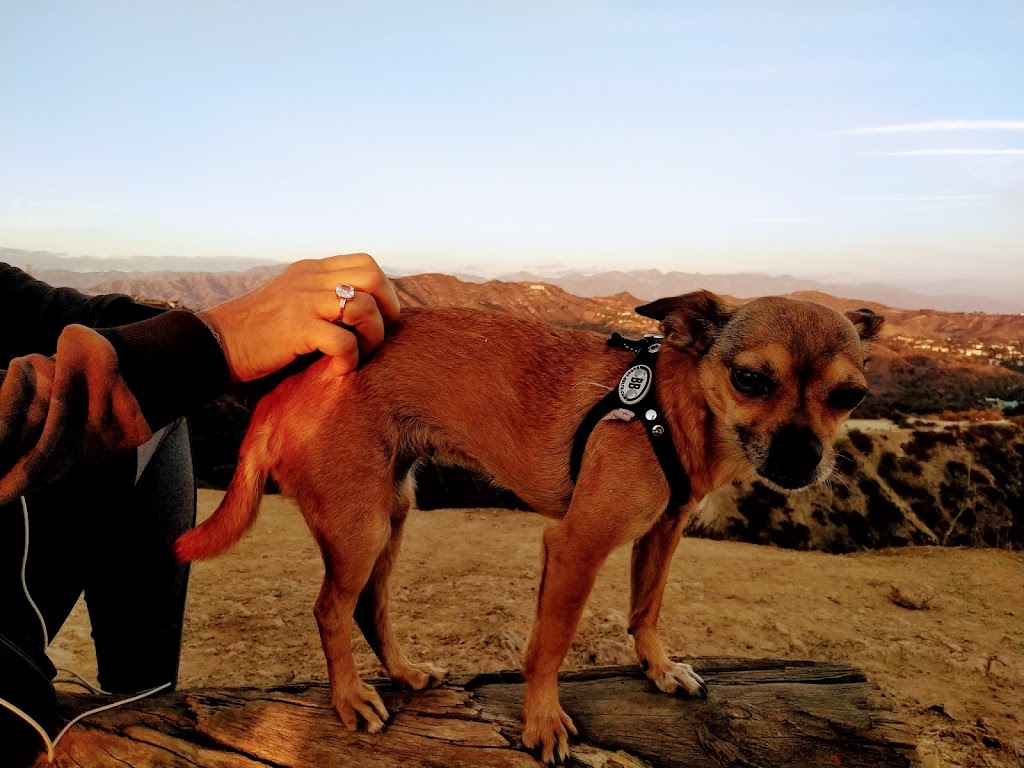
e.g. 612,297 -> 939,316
867,149 -> 1024,157
845,120 -> 1024,134
731,217 -> 822,224
844,195 -> 994,202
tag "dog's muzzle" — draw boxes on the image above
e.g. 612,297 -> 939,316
758,425 -> 823,490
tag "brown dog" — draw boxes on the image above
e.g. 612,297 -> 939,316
176,291 -> 882,764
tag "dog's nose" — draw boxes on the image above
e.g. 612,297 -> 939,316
761,425 -> 823,489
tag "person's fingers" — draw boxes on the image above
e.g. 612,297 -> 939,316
307,322 -> 360,375
312,284 -> 362,320
311,290 -> 386,356
283,255 -> 377,285
310,262 -> 402,327
319,252 -> 378,271
296,265 -> 387,297
313,284 -> 348,322
201,253 -> 398,382
335,266 -> 399,325
373,279 -> 401,326
340,292 -> 386,355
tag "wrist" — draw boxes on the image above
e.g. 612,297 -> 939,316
197,303 -> 255,383
195,309 -> 225,353
96,310 -> 231,428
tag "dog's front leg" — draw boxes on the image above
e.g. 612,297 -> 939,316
628,514 -> 707,698
521,520 -> 601,764
521,486 -> 660,763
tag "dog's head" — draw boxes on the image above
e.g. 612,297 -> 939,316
637,291 -> 883,491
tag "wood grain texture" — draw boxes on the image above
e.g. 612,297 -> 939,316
40,658 -> 914,768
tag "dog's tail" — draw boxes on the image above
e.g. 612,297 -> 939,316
174,397 -> 276,562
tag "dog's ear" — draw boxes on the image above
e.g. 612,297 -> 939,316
845,308 -> 885,342
636,290 -> 734,355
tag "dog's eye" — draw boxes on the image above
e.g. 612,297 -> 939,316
828,387 -> 867,410
731,367 -> 776,397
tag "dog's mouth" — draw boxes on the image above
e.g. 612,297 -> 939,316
738,424 -> 829,492
755,467 -> 818,491
737,439 -> 820,491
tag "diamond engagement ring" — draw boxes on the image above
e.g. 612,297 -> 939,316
336,283 -> 355,316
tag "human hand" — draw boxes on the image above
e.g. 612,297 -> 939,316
197,253 -> 401,382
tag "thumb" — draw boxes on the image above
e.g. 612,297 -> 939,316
309,322 -> 359,375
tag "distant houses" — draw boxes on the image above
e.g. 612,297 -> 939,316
891,334 -> 1024,367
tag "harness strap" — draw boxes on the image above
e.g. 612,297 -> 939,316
570,333 -> 692,509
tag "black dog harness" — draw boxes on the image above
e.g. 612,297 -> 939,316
570,333 -> 691,509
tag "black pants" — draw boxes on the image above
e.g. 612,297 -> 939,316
0,418 -> 195,694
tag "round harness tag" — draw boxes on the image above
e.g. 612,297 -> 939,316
618,364 -> 652,405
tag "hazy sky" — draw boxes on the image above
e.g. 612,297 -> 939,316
1,1 -> 1022,280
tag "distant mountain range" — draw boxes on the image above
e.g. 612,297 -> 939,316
4,246 -> 1021,314
394,274 -> 1024,345
493,269 -> 1024,315
0,248 -> 288,275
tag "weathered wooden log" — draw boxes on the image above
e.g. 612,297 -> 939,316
41,657 -> 914,767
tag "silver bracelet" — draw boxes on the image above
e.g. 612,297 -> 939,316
195,313 -> 224,351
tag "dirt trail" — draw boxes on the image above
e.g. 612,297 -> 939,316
50,490 -> 1023,767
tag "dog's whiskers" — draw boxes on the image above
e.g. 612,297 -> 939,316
714,447 -> 754,484
826,467 -> 851,490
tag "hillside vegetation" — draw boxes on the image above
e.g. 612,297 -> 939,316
693,421 -> 1024,551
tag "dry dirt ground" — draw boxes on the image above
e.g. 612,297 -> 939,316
51,490 -> 1023,768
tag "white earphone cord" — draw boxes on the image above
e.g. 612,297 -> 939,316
0,496 -> 170,763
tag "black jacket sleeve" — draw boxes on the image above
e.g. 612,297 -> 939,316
0,263 -> 230,430
0,263 -> 164,360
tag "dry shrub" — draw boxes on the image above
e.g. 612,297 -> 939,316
847,429 -> 874,454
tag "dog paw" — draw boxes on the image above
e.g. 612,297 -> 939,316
395,662 -> 447,691
522,705 -> 577,765
333,681 -> 390,733
648,661 -> 708,699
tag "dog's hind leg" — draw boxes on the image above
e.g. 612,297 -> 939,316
310,481 -> 394,733
629,514 -> 707,698
354,467 -> 446,691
